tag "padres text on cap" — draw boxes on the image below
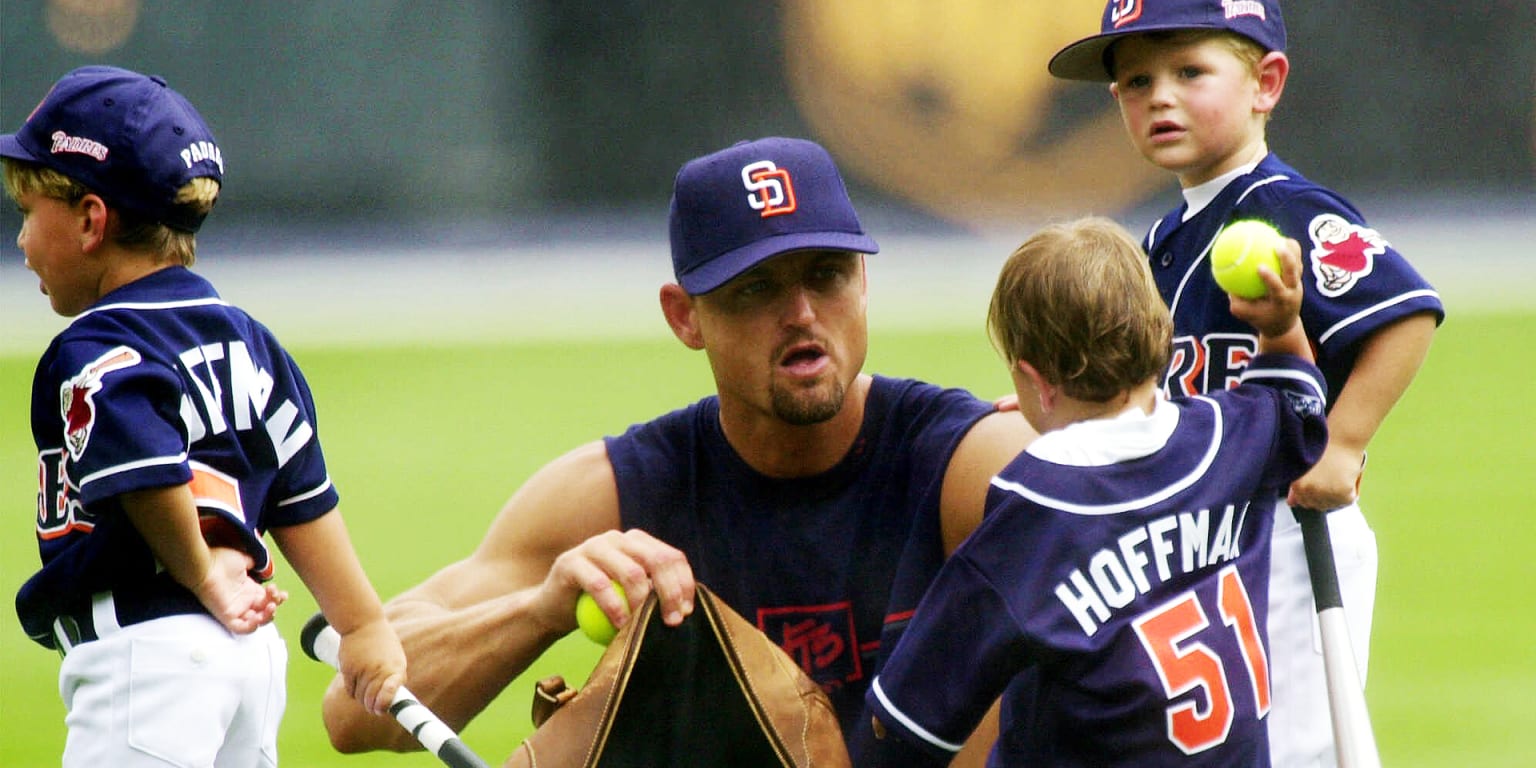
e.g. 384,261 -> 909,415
1048,0 -> 1287,82
669,137 -> 880,295
0,65 -> 224,232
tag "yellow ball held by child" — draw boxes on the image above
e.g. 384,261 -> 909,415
575,581 -> 627,645
1211,220 -> 1283,299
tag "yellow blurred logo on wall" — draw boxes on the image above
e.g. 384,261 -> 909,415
782,1 -> 1188,228
45,0 -> 140,54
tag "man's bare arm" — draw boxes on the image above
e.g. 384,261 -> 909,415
322,441 -> 694,753
938,409 -> 1037,555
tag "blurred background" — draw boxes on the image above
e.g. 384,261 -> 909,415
3,0 -> 1532,243
4,0 -> 1532,353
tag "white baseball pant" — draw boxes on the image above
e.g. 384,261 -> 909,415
57,604 -> 287,768
1266,500 -> 1377,768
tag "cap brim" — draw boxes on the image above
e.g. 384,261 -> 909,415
1048,35 -> 1124,82
0,133 -> 42,163
1049,23 -> 1232,82
679,231 -> 880,295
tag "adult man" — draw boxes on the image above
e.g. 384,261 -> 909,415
321,137 -> 1030,760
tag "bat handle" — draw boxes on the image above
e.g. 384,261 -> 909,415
300,613 -> 411,707
1295,506 -> 1344,610
300,610 -> 340,667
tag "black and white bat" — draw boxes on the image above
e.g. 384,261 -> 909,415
300,612 -> 490,768
1294,507 -> 1382,768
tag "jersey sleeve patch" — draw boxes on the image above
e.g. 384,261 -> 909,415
1306,213 -> 1388,298
60,346 -> 143,460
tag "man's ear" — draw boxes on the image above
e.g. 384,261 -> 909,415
77,194 -> 111,253
858,253 -> 869,310
1255,51 -> 1289,115
659,283 -> 705,350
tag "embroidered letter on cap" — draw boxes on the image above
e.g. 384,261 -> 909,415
741,160 -> 798,217
1111,0 -> 1142,28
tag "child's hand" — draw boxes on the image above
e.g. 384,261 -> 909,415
338,619 -> 407,716
195,547 -> 288,634
1287,442 -> 1365,512
1228,237 -> 1305,340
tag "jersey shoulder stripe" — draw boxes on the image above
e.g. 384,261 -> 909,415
77,452 -> 189,490
1315,288 -> 1444,345
74,297 -> 230,322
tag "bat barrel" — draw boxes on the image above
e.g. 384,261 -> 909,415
437,739 -> 492,768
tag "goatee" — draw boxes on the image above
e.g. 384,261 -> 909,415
771,380 -> 846,426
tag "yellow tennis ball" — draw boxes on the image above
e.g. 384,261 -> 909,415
1211,220 -> 1283,299
574,581 -> 626,645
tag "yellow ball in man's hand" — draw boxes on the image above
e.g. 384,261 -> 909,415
575,582 -> 627,645
1211,220 -> 1283,299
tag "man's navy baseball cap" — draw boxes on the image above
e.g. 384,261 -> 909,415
1049,0 -> 1286,82
669,137 -> 879,295
0,65 -> 224,232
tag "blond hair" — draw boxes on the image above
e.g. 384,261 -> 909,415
1108,29 -> 1267,80
1,159 -> 217,267
987,217 -> 1172,402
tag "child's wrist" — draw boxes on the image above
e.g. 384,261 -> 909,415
331,611 -> 390,638
179,548 -> 216,594
1258,318 -> 1308,357
1263,317 -> 1301,339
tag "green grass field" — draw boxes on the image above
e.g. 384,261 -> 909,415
2,314 -> 1532,766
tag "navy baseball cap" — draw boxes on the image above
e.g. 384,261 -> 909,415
669,137 -> 879,295
0,66 -> 224,232
1049,0 -> 1286,82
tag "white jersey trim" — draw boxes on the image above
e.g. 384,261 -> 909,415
278,477 -> 334,507
73,297 -> 230,323
1167,241 -> 1208,320
1232,174 -> 1290,208
1316,289 -> 1442,346
869,677 -> 965,754
1238,366 -> 1326,403
993,397 -> 1223,516
78,452 -> 189,489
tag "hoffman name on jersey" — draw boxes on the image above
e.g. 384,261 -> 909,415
176,339 -> 314,466
1053,502 -> 1249,637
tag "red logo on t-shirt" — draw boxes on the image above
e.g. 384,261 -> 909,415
759,602 -> 862,690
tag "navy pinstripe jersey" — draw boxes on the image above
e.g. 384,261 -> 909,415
605,375 -> 994,736
18,267 -> 338,647
866,356 -> 1328,767
1147,153 -> 1444,402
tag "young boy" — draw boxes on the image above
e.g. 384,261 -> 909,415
1048,2 -> 1444,764
860,217 -> 1328,766
4,65 -> 405,767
